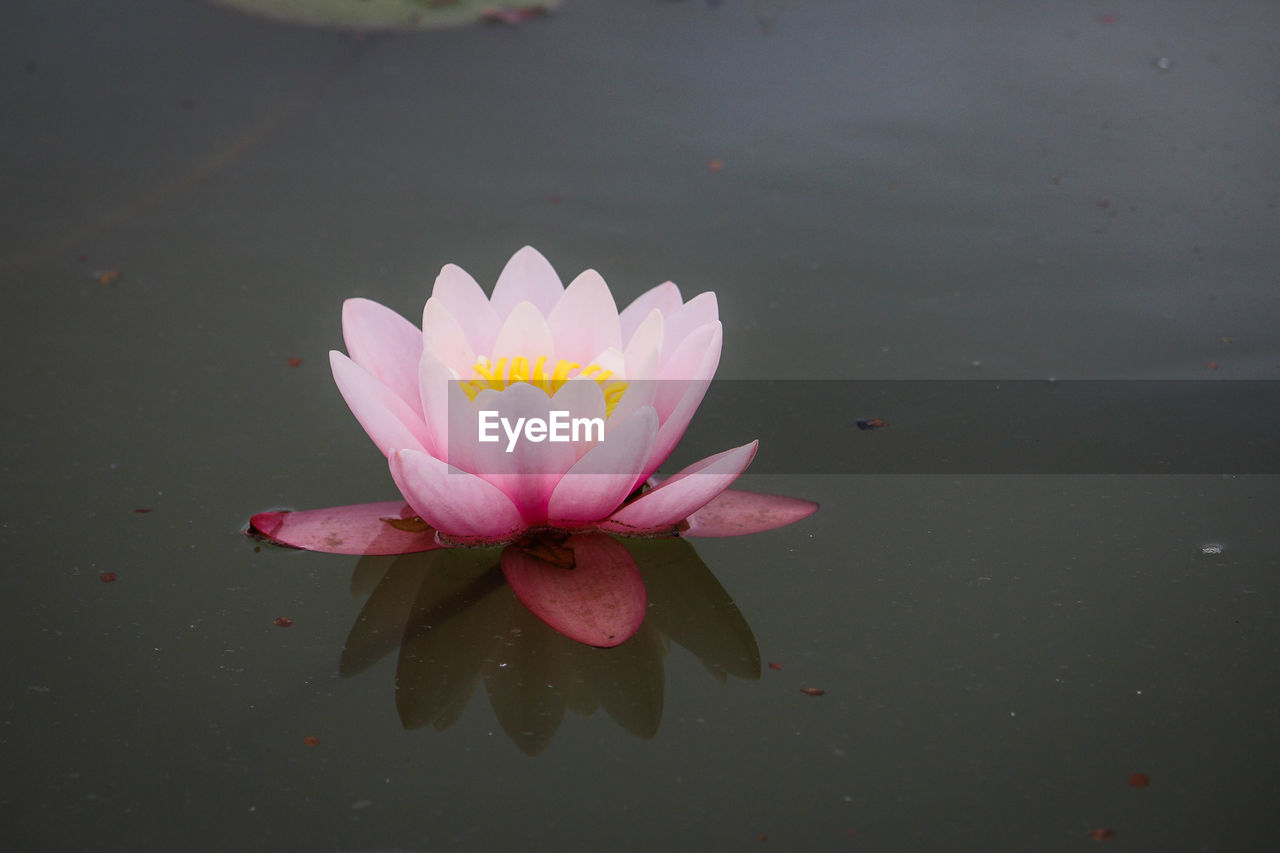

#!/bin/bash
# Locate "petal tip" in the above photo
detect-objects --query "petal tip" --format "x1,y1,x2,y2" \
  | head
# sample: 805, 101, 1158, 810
245, 511, 302, 549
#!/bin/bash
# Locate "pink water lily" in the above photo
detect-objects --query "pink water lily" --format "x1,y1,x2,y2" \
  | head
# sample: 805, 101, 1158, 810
249, 247, 817, 646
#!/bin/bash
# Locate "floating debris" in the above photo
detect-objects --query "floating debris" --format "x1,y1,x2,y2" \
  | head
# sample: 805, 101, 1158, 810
855, 418, 887, 430
211, 0, 560, 31
286, 357, 303, 368
1128, 772, 1150, 788
800, 687, 825, 697
273, 616, 294, 628
100, 572, 118, 583
302, 735, 319, 747
1089, 828, 1116, 841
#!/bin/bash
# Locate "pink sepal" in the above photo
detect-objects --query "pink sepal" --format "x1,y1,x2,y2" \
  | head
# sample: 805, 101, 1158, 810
682, 489, 819, 537
247, 501, 443, 555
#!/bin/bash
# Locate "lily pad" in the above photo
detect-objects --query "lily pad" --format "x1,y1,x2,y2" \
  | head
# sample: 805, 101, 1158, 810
210, 0, 560, 31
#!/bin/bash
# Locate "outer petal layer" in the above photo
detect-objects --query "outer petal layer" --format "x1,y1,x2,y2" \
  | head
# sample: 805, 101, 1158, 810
547, 406, 659, 523
389, 449, 526, 543
342, 298, 424, 413
247, 502, 442, 555
330, 351, 432, 457
603, 440, 758, 534
682, 489, 819, 537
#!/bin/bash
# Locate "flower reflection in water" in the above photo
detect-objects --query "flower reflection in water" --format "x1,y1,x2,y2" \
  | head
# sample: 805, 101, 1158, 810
340, 535, 758, 756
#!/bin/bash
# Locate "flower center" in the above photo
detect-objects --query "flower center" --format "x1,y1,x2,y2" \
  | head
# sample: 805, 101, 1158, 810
461, 356, 628, 415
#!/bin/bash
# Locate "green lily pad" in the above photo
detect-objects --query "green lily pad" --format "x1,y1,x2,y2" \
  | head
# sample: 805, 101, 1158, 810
210, 0, 560, 31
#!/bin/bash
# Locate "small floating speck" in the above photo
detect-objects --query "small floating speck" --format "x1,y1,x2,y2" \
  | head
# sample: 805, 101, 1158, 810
1200, 543, 1224, 555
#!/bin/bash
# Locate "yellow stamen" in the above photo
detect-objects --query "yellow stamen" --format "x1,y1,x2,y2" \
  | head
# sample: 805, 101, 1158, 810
461, 355, 629, 416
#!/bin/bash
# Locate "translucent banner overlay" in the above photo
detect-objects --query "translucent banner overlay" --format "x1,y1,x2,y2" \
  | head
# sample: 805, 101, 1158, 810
448, 381, 1280, 475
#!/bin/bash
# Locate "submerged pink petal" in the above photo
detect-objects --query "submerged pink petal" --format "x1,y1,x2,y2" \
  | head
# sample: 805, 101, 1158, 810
682, 489, 820, 537
342, 299, 424, 413
604, 440, 758, 534
330, 351, 432, 457
389, 448, 526, 543
490, 246, 564, 318
247, 502, 443, 555
500, 533, 647, 647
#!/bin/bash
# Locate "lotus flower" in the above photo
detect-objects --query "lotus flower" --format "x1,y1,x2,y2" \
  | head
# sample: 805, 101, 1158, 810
249, 247, 817, 646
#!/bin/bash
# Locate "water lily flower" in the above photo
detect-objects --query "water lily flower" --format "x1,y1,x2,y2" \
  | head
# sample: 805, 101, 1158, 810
249, 247, 817, 645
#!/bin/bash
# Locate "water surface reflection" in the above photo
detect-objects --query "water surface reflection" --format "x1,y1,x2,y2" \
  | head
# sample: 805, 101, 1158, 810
340, 537, 759, 755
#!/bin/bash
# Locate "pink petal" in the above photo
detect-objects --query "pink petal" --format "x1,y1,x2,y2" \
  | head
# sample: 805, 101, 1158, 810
422, 299, 479, 377
490, 246, 564, 318
389, 448, 526, 543
605, 350, 659, 428
546, 379, 608, 449
682, 488, 820, 537
330, 351, 432, 457
501, 533, 647, 647
659, 292, 718, 363
342, 299, 425, 413
416, 351, 453, 461
619, 281, 683, 340
490, 301, 555, 366
659, 318, 722, 381
430, 263, 501, 354
464, 382, 576, 522
546, 269, 622, 365
644, 322, 722, 478
622, 309, 664, 375
604, 440, 758, 534
547, 407, 658, 523
247, 501, 443, 555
